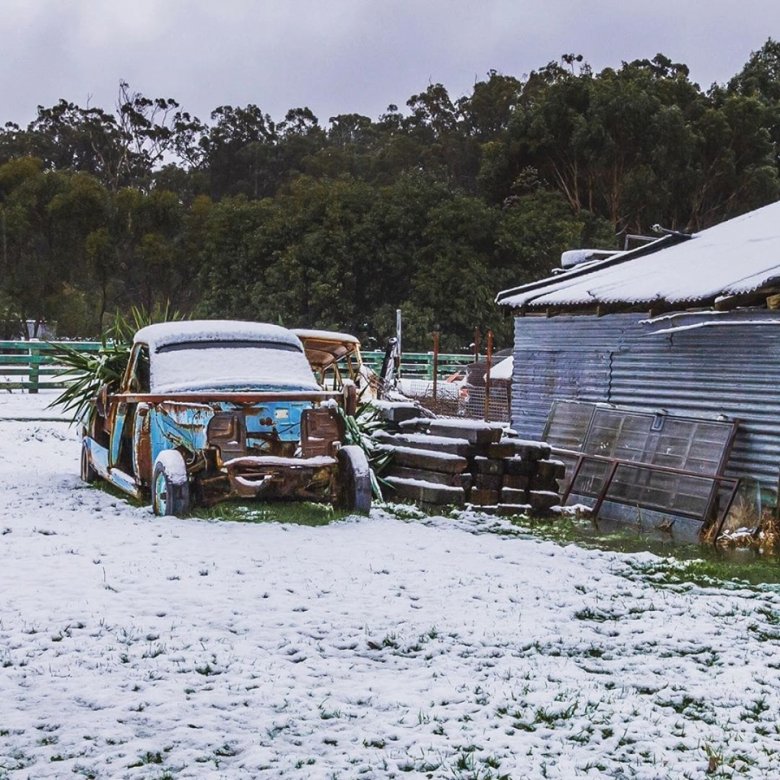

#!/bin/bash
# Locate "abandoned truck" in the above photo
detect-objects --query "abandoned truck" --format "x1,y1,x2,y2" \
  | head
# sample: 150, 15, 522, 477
79, 321, 372, 516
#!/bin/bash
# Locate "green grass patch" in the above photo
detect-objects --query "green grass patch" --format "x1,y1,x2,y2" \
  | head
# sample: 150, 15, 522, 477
191, 499, 346, 526
500, 513, 780, 588
90, 478, 345, 526
623, 556, 780, 590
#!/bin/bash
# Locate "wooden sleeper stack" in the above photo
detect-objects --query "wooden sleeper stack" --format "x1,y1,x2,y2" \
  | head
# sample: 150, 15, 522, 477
372, 414, 564, 514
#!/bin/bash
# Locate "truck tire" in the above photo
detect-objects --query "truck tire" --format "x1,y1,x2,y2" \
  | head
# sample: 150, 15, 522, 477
152, 450, 192, 517
337, 445, 372, 514
80, 440, 98, 484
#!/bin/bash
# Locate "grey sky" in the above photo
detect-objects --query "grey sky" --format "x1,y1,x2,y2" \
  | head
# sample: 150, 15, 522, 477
2, 0, 779, 128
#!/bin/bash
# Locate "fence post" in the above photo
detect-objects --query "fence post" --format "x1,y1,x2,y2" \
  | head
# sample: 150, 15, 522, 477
395, 309, 402, 379
432, 328, 440, 400
28, 342, 41, 394
484, 330, 493, 421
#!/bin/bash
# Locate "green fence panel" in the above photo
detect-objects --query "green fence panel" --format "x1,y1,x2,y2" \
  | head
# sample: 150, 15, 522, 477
0, 341, 476, 392
0, 340, 105, 392
362, 351, 473, 379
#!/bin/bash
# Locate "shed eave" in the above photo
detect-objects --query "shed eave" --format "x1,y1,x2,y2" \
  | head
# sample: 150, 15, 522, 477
508, 297, 716, 318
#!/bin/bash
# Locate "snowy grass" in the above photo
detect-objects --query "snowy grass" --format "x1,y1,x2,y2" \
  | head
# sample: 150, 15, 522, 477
1, 396, 780, 778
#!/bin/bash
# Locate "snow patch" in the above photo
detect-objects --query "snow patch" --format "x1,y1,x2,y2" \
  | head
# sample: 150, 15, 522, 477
154, 449, 188, 484
1, 405, 780, 778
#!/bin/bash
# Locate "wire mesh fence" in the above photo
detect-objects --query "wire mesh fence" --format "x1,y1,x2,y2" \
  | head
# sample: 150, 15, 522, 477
396, 379, 511, 423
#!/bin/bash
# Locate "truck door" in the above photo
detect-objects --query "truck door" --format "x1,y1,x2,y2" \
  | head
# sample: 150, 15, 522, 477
109, 343, 150, 472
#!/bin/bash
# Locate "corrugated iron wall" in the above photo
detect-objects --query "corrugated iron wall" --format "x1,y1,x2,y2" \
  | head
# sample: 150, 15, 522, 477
512, 314, 637, 438
512, 311, 780, 494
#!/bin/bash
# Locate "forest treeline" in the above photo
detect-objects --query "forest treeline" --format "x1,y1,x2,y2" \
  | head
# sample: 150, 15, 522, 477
1, 42, 779, 349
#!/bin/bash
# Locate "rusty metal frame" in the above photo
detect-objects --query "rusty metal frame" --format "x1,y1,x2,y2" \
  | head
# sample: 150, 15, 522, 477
112, 391, 342, 404
558, 448, 741, 527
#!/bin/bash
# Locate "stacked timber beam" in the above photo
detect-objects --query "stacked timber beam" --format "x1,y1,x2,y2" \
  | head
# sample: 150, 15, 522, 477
371, 402, 563, 514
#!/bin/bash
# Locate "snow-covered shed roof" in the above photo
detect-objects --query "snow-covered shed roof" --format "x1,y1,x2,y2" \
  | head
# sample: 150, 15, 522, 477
135, 320, 304, 352
496, 201, 780, 312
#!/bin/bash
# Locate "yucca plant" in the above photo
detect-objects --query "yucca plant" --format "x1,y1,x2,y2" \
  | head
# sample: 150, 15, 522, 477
48, 302, 185, 424
338, 401, 393, 500
47, 340, 130, 424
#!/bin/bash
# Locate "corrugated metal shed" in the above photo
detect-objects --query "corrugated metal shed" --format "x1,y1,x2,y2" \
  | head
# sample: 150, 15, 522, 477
511, 311, 780, 495
497, 200, 780, 311
511, 314, 631, 436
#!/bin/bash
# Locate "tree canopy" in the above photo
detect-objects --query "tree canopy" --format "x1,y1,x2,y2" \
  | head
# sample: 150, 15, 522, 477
1, 42, 779, 349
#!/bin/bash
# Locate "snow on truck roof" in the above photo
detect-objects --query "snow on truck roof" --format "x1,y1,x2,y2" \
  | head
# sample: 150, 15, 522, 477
134, 321, 321, 393
135, 320, 304, 351
496, 200, 780, 311
292, 328, 360, 344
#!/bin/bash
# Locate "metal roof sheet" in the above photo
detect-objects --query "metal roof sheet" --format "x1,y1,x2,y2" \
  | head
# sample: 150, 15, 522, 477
496, 201, 780, 310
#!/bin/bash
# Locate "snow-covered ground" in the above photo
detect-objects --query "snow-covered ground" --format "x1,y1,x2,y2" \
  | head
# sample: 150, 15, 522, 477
1, 393, 780, 779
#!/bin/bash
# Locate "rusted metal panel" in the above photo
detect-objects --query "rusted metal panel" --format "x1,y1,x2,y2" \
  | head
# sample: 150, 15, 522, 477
224, 455, 336, 500
132, 403, 153, 480
300, 408, 343, 457
207, 411, 247, 461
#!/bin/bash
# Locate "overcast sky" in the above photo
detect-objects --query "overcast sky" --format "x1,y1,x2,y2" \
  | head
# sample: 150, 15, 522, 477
2, 0, 779, 128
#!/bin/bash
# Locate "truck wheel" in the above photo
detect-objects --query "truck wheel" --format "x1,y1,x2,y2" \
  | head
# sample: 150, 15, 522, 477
152, 450, 191, 517
80, 440, 98, 484
337, 445, 372, 514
